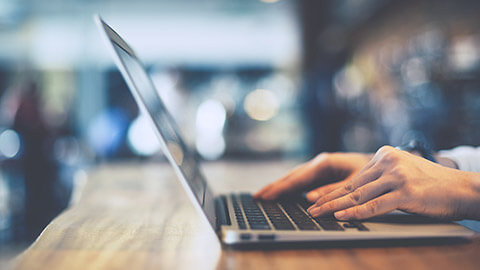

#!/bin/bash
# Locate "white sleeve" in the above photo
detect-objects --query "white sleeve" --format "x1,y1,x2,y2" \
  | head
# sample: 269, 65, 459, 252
438, 146, 480, 172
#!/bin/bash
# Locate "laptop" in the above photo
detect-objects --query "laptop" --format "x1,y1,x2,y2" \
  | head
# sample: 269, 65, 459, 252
94, 15, 474, 246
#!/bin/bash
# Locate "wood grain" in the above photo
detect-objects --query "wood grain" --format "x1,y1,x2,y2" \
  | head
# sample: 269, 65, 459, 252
10, 160, 480, 270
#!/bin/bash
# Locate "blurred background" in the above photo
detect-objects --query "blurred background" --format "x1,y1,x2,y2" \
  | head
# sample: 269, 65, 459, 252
1, 0, 480, 261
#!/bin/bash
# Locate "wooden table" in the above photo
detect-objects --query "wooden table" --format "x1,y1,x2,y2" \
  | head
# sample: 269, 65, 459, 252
11, 160, 480, 270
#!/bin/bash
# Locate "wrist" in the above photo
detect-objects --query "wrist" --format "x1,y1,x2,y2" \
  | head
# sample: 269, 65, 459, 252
396, 140, 436, 163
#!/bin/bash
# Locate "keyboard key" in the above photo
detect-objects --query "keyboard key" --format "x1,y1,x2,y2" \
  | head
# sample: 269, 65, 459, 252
343, 223, 357, 229
280, 201, 320, 231
260, 201, 295, 230
239, 194, 271, 230
314, 217, 345, 231
343, 221, 369, 231
250, 224, 271, 230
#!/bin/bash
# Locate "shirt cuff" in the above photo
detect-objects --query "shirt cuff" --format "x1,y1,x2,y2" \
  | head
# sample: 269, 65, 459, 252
438, 146, 480, 173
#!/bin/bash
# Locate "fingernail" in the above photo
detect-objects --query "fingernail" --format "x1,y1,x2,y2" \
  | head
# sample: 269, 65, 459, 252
334, 210, 347, 220
307, 205, 318, 214
306, 191, 318, 202
311, 211, 322, 218
307, 204, 316, 211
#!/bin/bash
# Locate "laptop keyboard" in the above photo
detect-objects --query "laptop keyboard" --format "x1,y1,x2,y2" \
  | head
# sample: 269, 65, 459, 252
232, 194, 368, 232
238, 194, 271, 230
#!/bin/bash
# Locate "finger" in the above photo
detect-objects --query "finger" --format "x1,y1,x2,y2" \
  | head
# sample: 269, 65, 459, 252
253, 163, 306, 199
334, 192, 400, 220
305, 169, 366, 202
254, 182, 277, 199
255, 159, 325, 200
253, 163, 302, 198
259, 169, 315, 200
305, 181, 344, 202
308, 177, 397, 217
309, 164, 383, 209
358, 155, 377, 172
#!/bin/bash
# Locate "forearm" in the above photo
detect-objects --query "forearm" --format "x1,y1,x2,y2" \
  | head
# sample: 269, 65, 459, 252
458, 171, 480, 220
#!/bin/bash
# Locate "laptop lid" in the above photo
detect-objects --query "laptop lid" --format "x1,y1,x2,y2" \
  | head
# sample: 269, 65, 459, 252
95, 15, 218, 230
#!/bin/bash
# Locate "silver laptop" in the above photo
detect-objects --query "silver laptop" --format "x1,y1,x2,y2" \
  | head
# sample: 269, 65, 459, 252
95, 15, 474, 246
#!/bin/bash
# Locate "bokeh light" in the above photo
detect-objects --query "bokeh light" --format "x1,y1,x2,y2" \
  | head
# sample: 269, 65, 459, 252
0, 129, 21, 159
127, 114, 161, 156
86, 108, 129, 157
195, 99, 226, 160
243, 89, 279, 121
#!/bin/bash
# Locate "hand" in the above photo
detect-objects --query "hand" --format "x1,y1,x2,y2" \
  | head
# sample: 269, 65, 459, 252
254, 152, 372, 202
307, 146, 480, 221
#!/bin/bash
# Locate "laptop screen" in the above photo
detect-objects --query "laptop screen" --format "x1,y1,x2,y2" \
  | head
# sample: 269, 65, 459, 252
112, 43, 207, 202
